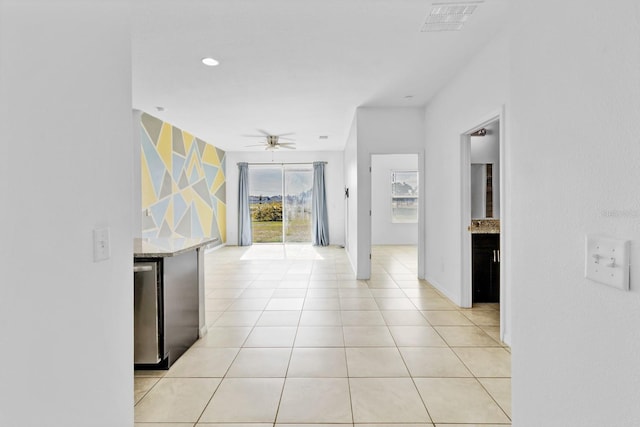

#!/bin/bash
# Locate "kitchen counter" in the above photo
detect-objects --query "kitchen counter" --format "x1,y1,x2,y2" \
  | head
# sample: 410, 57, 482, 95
468, 219, 500, 234
134, 237, 219, 258
134, 236, 217, 369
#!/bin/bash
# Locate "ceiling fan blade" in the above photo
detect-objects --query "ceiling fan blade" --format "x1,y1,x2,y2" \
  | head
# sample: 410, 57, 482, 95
279, 144, 296, 149
278, 142, 296, 146
275, 132, 296, 137
242, 134, 268, 138
277, 137, 296, 142
256, 129, 272, 137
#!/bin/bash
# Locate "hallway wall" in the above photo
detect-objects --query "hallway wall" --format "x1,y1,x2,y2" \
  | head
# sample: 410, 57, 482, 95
352, 107, 425, 279
510, 0, 640, 425
0, 2, 134, 425
423, 31, 509, 314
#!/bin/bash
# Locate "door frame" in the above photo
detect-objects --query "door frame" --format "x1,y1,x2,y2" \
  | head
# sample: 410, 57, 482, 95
248, 163, 313, 244
460, 106, 508, 343
368, 151, 425, 280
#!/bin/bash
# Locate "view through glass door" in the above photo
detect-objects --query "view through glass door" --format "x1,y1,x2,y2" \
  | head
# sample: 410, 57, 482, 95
249, 165, 313, 243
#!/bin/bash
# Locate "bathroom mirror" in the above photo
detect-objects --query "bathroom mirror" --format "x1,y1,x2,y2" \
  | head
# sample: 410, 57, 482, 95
471, 163, 498, 219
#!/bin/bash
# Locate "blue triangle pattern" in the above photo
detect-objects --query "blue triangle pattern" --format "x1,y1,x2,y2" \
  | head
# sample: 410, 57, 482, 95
150, 198, 170, 226
172, 154, 186, 183
173, 193, 187, 227
203, 164, 218, 187
211, 198, 218, 217
189, 168, 199, 184
141, 127, 165, 196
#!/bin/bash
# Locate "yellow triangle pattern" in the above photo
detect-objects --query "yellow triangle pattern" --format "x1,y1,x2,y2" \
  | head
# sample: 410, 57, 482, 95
186, 154, 204, 180
193, 198, 213, 236
211, 169, 225, 192
140, 114, 225, 240
202, 144, 220, 166
165, 199, 174, 228
141, 151, 157, 208
181, 186, 198, 205
217, 200, 227, 242
183, 130, 194, 154
157, 123, 173, 170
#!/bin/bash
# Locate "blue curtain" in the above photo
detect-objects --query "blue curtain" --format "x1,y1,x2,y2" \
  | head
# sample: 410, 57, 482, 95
312, 161, 330, 246
237, 162, 252, 246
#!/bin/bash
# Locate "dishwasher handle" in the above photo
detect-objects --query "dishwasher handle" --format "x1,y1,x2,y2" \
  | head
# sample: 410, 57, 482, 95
133, 265, 153, 273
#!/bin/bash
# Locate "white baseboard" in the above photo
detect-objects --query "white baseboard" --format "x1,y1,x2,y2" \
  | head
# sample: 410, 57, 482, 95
423, 275, 462, 307
502, 332, 512, 347
199, 325, 208, 339
204, 242, 226, 254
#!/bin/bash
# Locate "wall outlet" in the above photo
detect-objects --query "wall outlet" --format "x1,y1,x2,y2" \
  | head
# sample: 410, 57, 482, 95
93, 227, 111, 262
585, 234, 630, 291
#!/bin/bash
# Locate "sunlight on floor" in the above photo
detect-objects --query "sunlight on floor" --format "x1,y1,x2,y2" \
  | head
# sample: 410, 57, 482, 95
236, 244, 328, 261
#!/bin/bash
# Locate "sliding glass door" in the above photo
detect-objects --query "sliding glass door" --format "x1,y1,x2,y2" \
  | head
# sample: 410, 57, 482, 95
284, 167, 313, 242
249, 165, 313, 243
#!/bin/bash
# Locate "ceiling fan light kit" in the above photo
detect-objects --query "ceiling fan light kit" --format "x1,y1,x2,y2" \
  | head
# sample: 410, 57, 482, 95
244, 130, 297, 150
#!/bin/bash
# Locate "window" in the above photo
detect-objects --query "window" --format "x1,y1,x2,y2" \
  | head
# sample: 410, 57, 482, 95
391, 170, 418, 223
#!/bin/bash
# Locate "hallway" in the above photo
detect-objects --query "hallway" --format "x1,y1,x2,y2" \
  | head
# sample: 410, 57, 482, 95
134, 245, 511, 426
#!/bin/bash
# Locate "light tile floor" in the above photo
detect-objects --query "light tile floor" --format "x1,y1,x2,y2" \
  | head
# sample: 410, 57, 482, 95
135, 244, 511, 427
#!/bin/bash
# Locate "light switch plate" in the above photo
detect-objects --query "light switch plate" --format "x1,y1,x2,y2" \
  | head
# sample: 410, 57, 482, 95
585, 234, 630, 291
93, 227, 111, 262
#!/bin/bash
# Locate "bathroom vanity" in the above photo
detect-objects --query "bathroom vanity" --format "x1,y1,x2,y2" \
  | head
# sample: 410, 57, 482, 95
469, 219, 500, 303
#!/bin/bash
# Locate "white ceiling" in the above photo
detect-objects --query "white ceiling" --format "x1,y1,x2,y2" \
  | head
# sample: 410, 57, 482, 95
132, 0, 508, 152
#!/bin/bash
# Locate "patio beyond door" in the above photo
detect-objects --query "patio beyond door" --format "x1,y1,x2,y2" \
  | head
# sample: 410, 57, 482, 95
249, 165, 313, 243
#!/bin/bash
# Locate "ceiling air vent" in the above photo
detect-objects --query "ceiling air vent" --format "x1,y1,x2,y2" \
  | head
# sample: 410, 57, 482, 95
420, 1, 482, 32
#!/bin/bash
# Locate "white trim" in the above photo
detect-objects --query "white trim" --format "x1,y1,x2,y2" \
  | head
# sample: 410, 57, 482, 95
424, 276, 460, 306
199, 325, 208, 339
369, 152, 425, 280
459, 106, 507, 340
417, 150, 426, 279
204, 242, 226, 254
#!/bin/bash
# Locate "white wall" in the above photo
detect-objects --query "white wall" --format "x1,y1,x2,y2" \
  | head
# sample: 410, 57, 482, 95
371, 154, 418, 245
423, 32, 509, 327
226, 150, 344, 246
0, 2, 133, 426
511, 1, 640, 425
355, 107, 425, 279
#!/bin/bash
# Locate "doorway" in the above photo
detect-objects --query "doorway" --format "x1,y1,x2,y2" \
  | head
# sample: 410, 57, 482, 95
460, 109, 508, 343
370, 154, 420, 278
248, 164, 313, 243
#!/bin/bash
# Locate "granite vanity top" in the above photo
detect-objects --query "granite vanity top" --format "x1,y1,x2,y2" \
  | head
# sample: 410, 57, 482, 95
134, 237, 219, 257
468, 219, 500, 234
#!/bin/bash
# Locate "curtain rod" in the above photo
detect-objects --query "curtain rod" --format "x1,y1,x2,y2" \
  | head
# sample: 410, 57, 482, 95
238, 162, 327, 166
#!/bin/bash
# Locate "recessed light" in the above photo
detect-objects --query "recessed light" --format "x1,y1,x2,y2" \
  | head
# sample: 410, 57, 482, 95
155, 106, 165, 112
319, 135, 329, 140
404, 95, 414, 99
201, 57, 220, 67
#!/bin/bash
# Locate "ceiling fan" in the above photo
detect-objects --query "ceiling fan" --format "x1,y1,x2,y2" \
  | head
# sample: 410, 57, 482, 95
244, 129, 296, 150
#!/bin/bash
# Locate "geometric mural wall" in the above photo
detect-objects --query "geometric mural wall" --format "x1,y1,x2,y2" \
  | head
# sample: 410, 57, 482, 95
140, 113, 226, 242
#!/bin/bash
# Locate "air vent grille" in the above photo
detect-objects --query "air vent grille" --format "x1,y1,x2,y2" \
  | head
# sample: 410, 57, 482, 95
420, 2, 482, 32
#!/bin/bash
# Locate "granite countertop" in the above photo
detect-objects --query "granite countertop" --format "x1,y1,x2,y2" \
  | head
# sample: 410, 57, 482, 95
468, 219, 500, 234
134, 237, 219, 257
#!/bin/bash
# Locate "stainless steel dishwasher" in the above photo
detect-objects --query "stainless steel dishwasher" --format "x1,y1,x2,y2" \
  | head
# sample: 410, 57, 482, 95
133, 262, 161, 364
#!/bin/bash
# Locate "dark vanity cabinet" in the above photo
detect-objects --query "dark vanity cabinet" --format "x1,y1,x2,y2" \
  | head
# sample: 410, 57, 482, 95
472, 234, 500, 303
